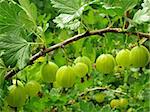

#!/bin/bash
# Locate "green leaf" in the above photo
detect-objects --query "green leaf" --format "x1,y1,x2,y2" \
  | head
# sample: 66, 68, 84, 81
51, 0, 83, 14
118, 0, 138, 11
17, 62, 42, 81
53, 12, 81, 30
18, 10, 36, 32
100, 0, 138, 16
82, 42, 96, 63
73, 39, 84, 57
83, 10, 97, 25
0, 59, 5, 70
133, 0, 150, 24
148, 24, 150, 32
19, 0, 37, 21
53, 50, 67, 66
0, 59, 6, 87
51, 0, 87, 29
100, 105, 112, 112
0, 1, 23, 34
18, 0, 37, 31
80, 101, 97, 112
0, 35, 30, 69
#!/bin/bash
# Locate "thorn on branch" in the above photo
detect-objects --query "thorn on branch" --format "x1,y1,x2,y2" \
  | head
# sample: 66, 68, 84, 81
83, 30, 90, 36
61, 44, 65, 48
99, 33, 105, 37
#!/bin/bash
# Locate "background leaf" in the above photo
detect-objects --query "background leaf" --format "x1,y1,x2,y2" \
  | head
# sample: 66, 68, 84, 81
51, 0, 83, 14
100, 105, 112, 112
0, 1, 22, 34
100, 0, 138, 16
133, 0, 150, 24
51, 0, 87, 29
18, 0, 37, 31
80, 101, 97, 112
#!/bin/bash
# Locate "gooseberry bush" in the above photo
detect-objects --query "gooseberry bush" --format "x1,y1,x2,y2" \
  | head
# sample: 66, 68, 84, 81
0, 0, 150, 112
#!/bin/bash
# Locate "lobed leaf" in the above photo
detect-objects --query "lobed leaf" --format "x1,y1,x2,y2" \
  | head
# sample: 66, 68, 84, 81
0, 1, 23, 34
0, 35, 30, 69
51, 0, 87, 30
18, 0, 37, 31
133, 0, 150, 24
100, 0, 138, 16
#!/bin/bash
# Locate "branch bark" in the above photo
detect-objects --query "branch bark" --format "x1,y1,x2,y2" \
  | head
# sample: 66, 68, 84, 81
4, 28, 150, 79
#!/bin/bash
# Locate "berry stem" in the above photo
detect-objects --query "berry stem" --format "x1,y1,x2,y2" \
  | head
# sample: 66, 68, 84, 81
124, 34, 128, 49
14, 107, 17, 112
15, 75, 18, 87
124, 70, 129, 83
81, 77, 84, 83
139, 67, 143, 74
48, 83, 53, 92
46, 54, 49, 64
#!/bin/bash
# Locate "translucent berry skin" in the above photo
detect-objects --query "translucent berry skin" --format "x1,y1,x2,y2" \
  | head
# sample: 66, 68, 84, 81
116, 49, 131, 67
41, 62, 59, 83
130, 45, 149, 68
56, 66, 76, 88
74, 56, 92, 72
73, 62, 88, 77
25, 81, 41, 97
110, 99, 120, 108
6, 85, 26, 107
94, 93, 105, 103
119, 98, 128, 108
96, 54, 116, 74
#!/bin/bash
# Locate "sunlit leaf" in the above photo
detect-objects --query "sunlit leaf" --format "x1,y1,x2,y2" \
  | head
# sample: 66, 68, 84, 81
51, 0, 87, 30
0, 34, 30, 69
133, 0, 150, 24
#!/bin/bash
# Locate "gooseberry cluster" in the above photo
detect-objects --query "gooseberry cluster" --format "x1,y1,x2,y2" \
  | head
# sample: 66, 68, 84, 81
110, 98, 128, 108
96, 45, 149, 74
6, 80, 41, 107
6, 45, 149, 108
41, 56, 91, 88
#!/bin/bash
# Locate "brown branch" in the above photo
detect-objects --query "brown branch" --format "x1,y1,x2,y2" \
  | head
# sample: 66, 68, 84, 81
4, 28, 150, 79
30, 28, 150, 63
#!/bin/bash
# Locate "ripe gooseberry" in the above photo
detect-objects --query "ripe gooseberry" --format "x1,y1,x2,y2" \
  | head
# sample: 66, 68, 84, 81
73, 62, 88, 77
130, 45, 149, 68
41, 62, 59, 83
56, 66, 76, 88
25, 81, 41, 97
116, 49, 131, 67
74, 56, 92, 72
6, 85, 26, 107
110, 99, 120, 108
94, 93, 105, 103
96, 54, 116, 74
119, 98, 128, 108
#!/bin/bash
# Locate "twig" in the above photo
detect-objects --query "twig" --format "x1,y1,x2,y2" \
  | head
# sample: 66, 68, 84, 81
78, 86, 127, 97
78, 86, 109, 96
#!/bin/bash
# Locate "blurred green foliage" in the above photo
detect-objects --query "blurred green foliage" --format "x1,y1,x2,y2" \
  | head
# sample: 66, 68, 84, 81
0, 0, 149, 111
